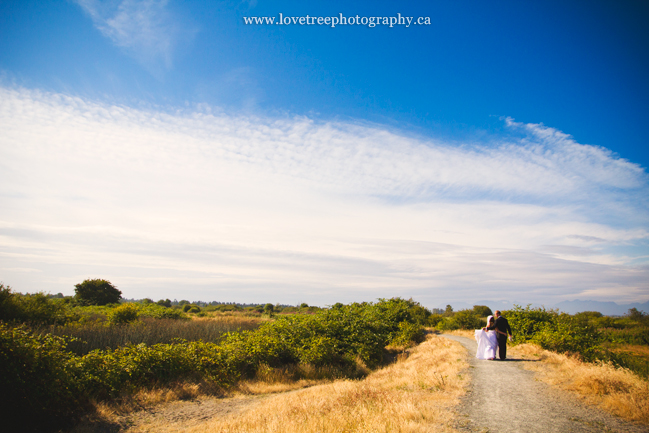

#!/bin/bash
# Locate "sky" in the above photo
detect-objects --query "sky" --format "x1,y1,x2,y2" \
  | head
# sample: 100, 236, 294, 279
0, 0, 648, 309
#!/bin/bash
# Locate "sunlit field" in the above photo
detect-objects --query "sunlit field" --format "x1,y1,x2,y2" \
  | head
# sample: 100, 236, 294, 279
41, 316, 264, 355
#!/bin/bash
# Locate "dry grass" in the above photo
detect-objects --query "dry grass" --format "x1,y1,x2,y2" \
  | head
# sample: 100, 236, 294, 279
511, 343, 649, 425
441, 329, 475, 339
82, 363, 336, 422
177, 334, 468, 433
89, 381, 225, 420
44, 316, 264, 355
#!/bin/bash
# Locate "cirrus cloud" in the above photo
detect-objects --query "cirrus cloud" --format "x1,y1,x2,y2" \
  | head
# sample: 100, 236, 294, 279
0, 86, 647, 306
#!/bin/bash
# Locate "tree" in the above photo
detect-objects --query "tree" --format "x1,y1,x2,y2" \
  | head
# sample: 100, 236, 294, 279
472, 305, 493, 317
627, 308, 646, 320
157, 299, 172, 308
444, 304, 454, 316
74, 279, 121, 306
264, 303, 274, 314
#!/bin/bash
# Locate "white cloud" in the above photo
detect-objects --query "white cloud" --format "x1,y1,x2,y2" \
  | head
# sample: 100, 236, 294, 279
74, 0, 192, 71
0, 86, 648, 306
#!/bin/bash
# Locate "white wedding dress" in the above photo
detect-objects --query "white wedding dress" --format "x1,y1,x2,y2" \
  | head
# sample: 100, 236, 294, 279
474, 316, 498, 360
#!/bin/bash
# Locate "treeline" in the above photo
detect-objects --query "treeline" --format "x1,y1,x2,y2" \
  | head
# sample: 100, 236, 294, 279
0, 283, 430, 432
46, 294, 322, 316
121, 298, 315, 313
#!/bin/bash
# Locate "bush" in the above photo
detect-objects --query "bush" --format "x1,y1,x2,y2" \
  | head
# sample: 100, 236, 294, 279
0, 323, 84, 432
505, 305, 606, 362
2, 298, 428, 431
108, 303, 140, 324
600, 326, 649, 346
531, 313, 601, 361
74, 279, 121, 306
0, 284, 73, 325
503, 305, 555, 342
389, 321, 425, 347
427, 314, 444, 327
182, 304, 201, 313
437, 309, 483, 330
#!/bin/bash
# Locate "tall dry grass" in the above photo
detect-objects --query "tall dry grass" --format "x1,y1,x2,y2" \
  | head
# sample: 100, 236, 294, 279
171, 334, 468, 433
41, 316, 263, 355
512, 343, 649, 425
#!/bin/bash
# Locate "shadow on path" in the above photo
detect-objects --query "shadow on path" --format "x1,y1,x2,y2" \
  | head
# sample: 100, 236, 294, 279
440, 334, 648, 433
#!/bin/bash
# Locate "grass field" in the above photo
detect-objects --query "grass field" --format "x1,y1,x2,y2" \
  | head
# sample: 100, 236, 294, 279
40, 315, 264, 355
94, 333, 468, 433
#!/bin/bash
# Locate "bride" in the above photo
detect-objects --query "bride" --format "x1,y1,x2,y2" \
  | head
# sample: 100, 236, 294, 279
474, 315, 498, 360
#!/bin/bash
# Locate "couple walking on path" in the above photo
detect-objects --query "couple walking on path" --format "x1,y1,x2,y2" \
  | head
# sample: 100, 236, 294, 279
474, 310, 512, 360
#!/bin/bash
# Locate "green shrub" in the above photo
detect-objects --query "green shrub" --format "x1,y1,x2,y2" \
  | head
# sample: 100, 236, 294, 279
437, 309, 483, 330
427, 314, 444, 327
0, 284, 74, 325
600, 326, 649, 346
0, 323, 84, 432
503, 305, 555, 342
188, 305, 201, 314
531, 313, 601, 361
108, 303, 140, 324
142, 304, 185, 320
389, 321, 425, 346
505, 305, 608, 363
2, 298, 428, 431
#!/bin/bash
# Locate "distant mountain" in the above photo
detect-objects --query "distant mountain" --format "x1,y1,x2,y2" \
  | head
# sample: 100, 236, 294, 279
433, 299, 649, 316
552, 299, 649, 316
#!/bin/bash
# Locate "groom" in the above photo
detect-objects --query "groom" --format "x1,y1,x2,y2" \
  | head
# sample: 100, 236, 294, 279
488, 310, 513, 360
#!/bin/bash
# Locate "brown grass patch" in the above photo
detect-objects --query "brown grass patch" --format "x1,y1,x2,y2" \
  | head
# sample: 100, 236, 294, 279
83, 381, 227, 422
441, 329, 476, 339
610, 344, 649, 356
511, 343, 649, 425
179, 334, 468, 433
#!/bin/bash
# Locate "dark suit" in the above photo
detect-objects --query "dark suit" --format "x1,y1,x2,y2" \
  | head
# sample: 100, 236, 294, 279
488, 316, 512, 360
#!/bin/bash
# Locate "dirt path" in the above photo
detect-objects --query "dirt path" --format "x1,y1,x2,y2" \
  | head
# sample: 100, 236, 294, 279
441, 334, 649, 433
76, 394, 271, 433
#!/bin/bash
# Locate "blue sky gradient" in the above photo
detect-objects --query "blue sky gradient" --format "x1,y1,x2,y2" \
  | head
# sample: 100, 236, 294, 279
0, 0, 647, 307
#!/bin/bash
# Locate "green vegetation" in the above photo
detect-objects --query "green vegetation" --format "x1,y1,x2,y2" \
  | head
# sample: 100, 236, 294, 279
503, 305, 649, 378
74, 278, 122, 306
426, 302, 648, 379
428, 305, 489, 330
0, 284, 430, 432
0, 284, 75, 325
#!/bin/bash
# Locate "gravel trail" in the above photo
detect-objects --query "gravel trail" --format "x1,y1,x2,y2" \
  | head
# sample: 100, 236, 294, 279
441, 334, 648, 433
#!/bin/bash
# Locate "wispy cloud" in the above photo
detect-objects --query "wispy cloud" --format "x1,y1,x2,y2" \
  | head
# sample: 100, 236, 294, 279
0, 86, 647, 305
74, 0, 192, 71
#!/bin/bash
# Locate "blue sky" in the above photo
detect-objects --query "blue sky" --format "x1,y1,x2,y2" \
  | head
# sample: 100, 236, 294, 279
0, 1, 648, 308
